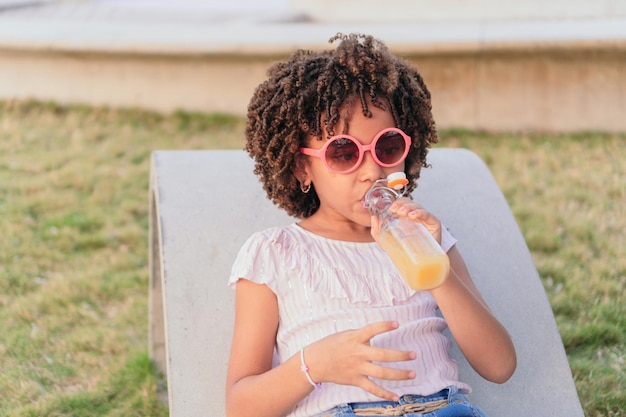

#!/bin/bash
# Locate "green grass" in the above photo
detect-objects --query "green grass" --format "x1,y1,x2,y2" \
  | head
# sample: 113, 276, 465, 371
0, 101, 245, 416
1, 100, 624, 416
441, 131, 625, 416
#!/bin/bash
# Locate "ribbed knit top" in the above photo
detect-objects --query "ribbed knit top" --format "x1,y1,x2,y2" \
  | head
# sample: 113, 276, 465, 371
229, 223, 470, 417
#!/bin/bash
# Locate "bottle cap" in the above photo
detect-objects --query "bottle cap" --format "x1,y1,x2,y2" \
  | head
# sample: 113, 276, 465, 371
386, 172, 409, 190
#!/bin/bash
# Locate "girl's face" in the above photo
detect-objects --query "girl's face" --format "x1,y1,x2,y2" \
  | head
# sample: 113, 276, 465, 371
300, 98, 405, 241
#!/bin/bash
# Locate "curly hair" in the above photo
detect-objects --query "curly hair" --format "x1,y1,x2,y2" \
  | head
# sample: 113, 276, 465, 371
245, 33, 439, 218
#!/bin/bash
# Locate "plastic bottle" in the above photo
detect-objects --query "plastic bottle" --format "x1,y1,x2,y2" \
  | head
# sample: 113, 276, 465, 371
364, 172, 450, 291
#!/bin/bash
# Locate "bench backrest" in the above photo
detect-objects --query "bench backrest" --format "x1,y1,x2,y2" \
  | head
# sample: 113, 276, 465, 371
149, 149, 584, 417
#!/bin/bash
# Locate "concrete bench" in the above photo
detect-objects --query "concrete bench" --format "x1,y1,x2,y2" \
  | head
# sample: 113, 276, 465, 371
148, 149, 584, 417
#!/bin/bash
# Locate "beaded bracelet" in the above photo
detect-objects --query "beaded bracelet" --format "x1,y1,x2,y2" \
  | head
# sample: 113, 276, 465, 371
300, 347, 321, 389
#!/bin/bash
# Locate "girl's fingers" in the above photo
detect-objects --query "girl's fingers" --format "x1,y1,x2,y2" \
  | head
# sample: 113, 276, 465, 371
386, 199, 442, 243
370, 215, 381, 241
313, 323, 416, 394
390, 199, 427, 218
364, 345, 416, 363
358, 320, 399, 342
360, 379, 401, 402
361, 362, 416, 381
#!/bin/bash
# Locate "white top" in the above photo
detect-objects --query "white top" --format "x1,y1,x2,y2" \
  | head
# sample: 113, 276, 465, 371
229, 223, 470, 417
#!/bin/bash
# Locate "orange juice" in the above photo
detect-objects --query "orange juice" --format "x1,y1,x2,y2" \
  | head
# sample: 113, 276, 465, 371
364, 173, 450, 291
378, 218, 450, 291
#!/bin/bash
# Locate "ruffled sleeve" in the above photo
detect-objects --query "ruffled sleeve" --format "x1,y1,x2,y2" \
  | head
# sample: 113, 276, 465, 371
228, 225, 415, 305
441, 225, 457, 253
228, 230, 283, 294
229, 224, 458, 305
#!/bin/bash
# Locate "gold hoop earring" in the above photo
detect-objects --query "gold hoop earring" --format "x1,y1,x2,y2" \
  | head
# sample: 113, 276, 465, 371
300, 182, 311, 194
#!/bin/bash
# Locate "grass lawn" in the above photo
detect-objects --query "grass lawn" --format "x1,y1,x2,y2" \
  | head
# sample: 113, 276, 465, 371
0, 100, 624, 416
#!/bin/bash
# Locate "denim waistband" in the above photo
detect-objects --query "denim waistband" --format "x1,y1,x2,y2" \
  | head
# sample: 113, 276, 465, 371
315, 386, 473, 417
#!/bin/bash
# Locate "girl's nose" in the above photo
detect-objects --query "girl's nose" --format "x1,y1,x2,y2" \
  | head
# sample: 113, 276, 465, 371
359, 150, 384, 180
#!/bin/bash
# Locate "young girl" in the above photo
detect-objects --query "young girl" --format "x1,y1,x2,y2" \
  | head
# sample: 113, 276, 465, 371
226, 33, 516, 417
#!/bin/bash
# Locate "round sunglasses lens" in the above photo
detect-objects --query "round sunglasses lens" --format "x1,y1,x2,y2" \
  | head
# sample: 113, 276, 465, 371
375, 131, 407, 165
325, 138, 360, 172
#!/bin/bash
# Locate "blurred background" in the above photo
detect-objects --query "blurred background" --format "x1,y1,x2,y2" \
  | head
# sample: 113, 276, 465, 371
0, 0, 625, 132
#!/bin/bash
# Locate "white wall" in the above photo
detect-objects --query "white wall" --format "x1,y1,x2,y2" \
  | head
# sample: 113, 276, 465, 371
291, 0, 626, 22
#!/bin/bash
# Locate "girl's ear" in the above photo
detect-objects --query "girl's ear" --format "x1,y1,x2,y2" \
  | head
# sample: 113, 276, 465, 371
293, 154, 311, 184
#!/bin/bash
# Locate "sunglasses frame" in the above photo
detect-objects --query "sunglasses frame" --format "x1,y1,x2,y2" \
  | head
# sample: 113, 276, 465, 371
300, 127, 411, 174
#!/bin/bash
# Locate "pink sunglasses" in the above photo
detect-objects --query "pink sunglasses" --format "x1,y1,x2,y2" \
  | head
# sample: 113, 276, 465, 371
300, 128, 411, 174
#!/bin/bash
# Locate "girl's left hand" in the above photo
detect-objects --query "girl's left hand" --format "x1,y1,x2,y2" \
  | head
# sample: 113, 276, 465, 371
370, 197, 443, 243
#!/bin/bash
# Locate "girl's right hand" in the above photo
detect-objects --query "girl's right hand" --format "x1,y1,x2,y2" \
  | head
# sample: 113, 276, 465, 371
303, 321, 416, 401
370, 198, 443, 244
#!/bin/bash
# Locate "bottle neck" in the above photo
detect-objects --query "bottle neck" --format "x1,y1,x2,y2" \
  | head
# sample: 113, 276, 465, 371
364, 186, 399, 217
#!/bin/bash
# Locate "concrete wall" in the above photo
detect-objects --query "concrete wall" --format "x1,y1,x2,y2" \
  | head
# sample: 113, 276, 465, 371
0, 49, 274, 115
2, 44, 624, 132
291, 0, 626, 22
412, 48, 626, 132
0, 1, 625, 132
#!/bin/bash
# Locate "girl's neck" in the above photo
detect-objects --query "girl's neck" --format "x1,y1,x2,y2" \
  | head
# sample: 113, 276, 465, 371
297, 215, 374, 243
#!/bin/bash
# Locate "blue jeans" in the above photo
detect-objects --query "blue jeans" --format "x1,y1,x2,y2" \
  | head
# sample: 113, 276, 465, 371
314, 386, 489, 417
